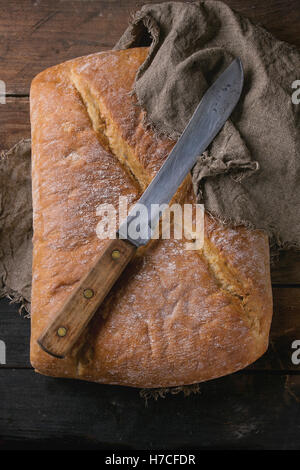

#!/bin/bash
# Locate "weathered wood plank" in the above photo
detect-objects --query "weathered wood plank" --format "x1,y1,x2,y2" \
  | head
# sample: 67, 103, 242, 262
250, 287, 300, 370
271, 250, 300, 285
0, 369, 300, 449
0, 97, 30, 151
0, 0, 299, 450
0, 298, 30, 368
0, 0, 134, 95
226, 0, 300, 47
0, 0, 299, 95
1, 287, 300, 370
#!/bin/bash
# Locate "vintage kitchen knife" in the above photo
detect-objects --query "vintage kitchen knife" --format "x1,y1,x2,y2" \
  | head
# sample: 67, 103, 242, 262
38, 58, 244, 359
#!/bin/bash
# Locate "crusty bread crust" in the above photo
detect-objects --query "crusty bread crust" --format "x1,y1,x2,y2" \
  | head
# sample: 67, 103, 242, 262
30, 48, 273, 388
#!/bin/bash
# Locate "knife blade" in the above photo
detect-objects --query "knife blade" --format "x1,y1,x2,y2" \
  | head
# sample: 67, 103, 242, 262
37, 58, 244, 359
119, 58, 244, 246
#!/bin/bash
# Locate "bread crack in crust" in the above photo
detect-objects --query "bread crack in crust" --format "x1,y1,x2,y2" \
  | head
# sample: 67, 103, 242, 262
30, 48, 273, 388
200, 238, 253, 327
70, 69, 148, 192
70, 59, 189, 205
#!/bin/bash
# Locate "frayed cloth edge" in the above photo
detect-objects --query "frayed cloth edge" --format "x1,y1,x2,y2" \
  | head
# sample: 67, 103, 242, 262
0, 288, 30, 317
139, 383, 201, 405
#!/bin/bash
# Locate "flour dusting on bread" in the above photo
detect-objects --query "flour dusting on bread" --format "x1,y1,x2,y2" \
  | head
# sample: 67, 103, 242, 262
30, 48, 273, 388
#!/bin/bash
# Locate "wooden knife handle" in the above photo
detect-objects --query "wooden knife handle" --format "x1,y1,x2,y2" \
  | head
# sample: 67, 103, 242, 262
37, 238, 136, 359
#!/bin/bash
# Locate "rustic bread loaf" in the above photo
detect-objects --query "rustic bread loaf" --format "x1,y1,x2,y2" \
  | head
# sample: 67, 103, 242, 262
30, 48, 273, 388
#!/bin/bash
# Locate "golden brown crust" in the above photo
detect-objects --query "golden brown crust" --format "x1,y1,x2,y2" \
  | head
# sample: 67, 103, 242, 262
30, 48, 273, 388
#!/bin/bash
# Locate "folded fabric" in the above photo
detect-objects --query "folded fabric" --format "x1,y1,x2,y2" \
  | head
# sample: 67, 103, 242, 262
115, 0, 300, 250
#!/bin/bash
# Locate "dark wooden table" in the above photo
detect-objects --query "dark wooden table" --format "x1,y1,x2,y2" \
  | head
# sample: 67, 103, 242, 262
1, 0, 300, 450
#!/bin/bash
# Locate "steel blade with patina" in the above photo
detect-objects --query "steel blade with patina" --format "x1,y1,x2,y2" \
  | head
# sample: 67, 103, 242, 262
118, 58, 244, 246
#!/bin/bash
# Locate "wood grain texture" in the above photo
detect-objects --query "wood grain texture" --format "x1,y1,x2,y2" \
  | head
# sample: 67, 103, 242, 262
0, 0, 299, 448
38, 238, 136, 359
0, 97, 30, 151
271, 251, 300, 285
250, 287, 300, 370
0, 0, 299, 95
1, 369, 300, 449
0, 299, 30, 368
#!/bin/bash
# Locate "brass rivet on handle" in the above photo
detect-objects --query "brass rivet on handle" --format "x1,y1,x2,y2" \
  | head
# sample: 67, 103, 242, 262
111, 250, 120, 260
57, 327, 67, 337
83, 288, 94, 299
